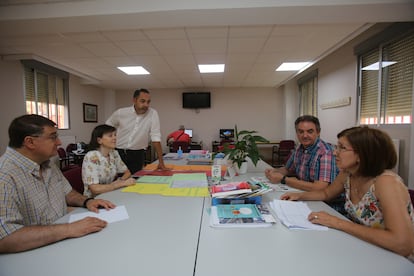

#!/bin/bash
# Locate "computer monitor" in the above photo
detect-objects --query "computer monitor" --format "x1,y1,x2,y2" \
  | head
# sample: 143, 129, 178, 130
219, 129, 234, 140
185, 129, 193, 138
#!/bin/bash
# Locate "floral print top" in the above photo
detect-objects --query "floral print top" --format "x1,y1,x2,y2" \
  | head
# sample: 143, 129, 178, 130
344, 170, 414, 262
81, 150, 128, 197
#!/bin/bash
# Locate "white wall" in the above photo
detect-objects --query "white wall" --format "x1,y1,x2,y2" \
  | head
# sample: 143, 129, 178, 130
58, 75, 107, 144
111, 87, 286, 153
0, 60, 26, 153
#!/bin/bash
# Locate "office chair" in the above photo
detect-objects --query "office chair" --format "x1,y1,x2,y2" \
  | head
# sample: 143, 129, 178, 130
272, 140, 295, 167
57, 147, 77, 171
62, 165, 84, 195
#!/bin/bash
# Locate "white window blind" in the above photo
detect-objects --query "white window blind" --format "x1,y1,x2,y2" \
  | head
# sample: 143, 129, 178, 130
298, 70, 318, 116
23, 60, 69, 129
358, 25, 413, 125
381, 34, 413, 123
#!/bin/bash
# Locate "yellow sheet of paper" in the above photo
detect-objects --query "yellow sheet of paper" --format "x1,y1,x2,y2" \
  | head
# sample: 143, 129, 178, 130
162, 187, 210, 197
122, 183, 170, 194
122, 183, 209, 197
142, 164, 226, 172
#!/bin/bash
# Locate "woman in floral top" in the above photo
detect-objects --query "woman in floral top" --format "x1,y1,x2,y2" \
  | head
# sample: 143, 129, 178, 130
82, 124, 136, 197
281, 126, 414, 262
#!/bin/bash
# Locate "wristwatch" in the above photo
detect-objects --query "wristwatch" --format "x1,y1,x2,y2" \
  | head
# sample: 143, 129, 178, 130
280, 175, 287, 184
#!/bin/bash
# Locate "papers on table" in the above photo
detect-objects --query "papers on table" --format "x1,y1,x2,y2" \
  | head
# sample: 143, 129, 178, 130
249, 176, 299, 192
137, 175, 171, 184
123, 172, 210, 197
269, 200, 328, 231
69, 205, 129, 224
163, 153, 183, 160
170, 173, 208, 188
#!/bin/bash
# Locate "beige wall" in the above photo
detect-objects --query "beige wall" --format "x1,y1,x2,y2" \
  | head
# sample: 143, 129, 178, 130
0, 60, 26, 154
58, 75, 108, 143
112, 87, 286, 153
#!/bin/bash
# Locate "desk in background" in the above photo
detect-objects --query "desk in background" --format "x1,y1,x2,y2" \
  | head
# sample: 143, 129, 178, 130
1, 158, 413, 276
189, 142, 202, 150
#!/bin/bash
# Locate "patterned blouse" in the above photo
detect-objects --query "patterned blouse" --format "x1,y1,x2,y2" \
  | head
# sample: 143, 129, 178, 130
82, 150, 128, 197
344, 170, 414, 262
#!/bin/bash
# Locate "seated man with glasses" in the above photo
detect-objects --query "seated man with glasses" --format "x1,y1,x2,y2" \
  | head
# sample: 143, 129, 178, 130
0, 114, 115, 253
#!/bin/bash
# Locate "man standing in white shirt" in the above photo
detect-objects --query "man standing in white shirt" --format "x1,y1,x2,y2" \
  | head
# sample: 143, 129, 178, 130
106, 88, 168, 174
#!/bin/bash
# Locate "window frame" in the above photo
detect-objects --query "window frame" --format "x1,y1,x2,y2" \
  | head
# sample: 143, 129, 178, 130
298, 70, 318, 117
355, 23, 414, 126
22, 60, 70, 129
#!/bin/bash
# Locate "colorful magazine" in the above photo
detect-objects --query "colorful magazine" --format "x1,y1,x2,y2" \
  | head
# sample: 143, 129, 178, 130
210, 204, 276, 228
211, 182, 252, 197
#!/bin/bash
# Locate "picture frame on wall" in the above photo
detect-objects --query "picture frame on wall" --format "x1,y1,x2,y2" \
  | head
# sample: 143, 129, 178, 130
83, 103, 98, 123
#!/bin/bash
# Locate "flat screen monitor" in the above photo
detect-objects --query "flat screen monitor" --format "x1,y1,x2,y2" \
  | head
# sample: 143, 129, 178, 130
219, 129, 234, 140
182, 92, 211, 109
184, 129, 193, 138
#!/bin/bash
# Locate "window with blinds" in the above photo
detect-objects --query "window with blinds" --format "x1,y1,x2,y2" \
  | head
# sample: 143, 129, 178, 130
358, 27, 413, 125
298, 70, 318, 117
23, 60, 69, 129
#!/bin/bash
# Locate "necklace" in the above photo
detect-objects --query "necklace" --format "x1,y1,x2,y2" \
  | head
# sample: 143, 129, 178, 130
350, 175, 374, 199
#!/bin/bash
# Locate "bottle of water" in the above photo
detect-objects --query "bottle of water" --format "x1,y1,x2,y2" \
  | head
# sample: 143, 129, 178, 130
177, 146, 183, 158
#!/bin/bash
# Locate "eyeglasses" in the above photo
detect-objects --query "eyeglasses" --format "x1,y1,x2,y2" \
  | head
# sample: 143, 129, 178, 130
31, 133, 60, 141
333, 144, 353, 153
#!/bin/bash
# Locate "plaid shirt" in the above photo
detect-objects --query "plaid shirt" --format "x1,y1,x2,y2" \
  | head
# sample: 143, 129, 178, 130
0, 147, 72, 239
285, 137, 338, 183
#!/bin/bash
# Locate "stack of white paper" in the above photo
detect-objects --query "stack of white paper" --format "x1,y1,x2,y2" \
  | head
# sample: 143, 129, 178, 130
69, 205, 129, 224
269, 200, 328, 231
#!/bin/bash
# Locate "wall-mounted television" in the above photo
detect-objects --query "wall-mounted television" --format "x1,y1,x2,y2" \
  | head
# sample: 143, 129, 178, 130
219, 129, 235, 140
182, 92, 211, 109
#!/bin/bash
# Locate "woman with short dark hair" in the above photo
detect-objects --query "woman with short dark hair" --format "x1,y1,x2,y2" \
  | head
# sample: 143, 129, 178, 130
82, 124, 135, 197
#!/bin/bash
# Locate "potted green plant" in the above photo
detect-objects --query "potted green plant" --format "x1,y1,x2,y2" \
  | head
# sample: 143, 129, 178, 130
222, 125, 269, 173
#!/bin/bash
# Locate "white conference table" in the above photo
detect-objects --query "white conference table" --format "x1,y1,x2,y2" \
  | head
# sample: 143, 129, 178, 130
0, 192, 205, 276
1, 157, 413, 276
195, 172, 414, 276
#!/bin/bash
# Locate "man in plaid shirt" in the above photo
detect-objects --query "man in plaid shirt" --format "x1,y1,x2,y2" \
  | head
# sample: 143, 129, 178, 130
265, 115, 338, 191
0, 115, 115, 253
